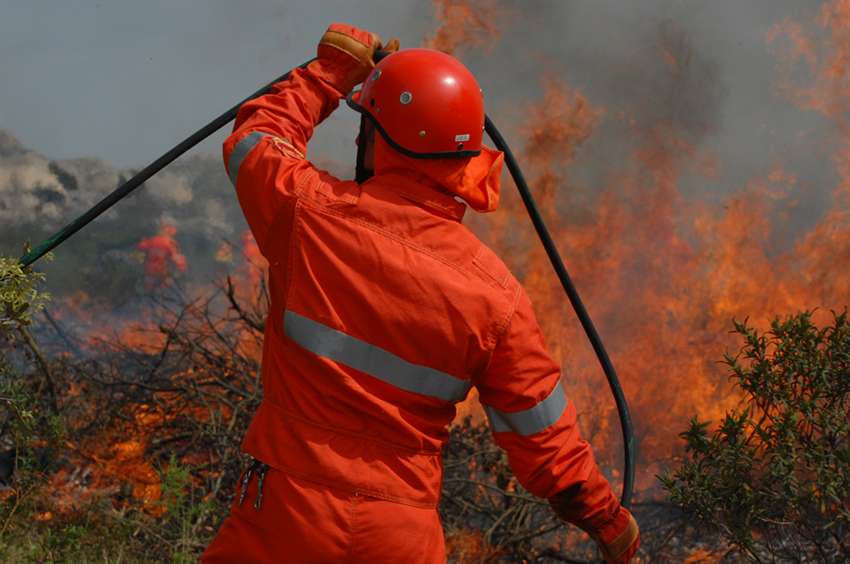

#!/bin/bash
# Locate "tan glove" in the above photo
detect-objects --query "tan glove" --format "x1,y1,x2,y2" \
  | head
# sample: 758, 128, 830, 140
317, 23, 400, 91
592, 513, 639, 563
549, 493, 640, 563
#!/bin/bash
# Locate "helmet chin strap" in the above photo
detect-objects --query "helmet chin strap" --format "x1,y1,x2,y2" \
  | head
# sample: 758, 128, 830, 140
355, 115, 374, 184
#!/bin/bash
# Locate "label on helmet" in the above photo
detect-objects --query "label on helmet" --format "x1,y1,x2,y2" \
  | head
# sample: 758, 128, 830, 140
455, 134, 470, 142
272, 137, 304, 160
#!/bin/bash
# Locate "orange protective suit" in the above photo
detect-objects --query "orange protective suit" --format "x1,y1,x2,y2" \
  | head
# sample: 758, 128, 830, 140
202, 46, 631, 563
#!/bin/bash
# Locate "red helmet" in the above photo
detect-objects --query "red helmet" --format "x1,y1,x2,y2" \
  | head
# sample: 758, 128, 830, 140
346, 48, 484, 159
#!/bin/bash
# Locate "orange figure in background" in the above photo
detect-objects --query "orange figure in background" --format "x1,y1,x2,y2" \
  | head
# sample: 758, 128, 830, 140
202, 23, 639, 564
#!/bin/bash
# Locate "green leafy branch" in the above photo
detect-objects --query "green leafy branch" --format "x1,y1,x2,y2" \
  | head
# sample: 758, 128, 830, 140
661, 310, 850, 563
1, 248, 52, 340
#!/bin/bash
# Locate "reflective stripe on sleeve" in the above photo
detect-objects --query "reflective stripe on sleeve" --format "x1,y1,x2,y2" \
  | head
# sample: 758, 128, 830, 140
228, 131, 273, 186
283, 310, 471, 402
483, 381, 568, 436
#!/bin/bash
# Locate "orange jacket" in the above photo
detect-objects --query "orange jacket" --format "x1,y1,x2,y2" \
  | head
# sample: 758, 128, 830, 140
223, 57, 623, 536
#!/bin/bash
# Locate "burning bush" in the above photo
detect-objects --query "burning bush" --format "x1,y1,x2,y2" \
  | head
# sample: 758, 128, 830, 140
0, 249, 265, 562
2, 256, 781, 563
662, 311, 850, 563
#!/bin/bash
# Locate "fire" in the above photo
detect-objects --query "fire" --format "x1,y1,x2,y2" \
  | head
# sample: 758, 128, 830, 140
683, 550, 724, 564
423, 0, 507, 58
215, 241, 234, 263
445, 529, 491, 562
236, 230, 268, 290
767, 1, 850, 303
136, 222, 187, 289
767, 2, 850, 119
216, 231, 269, 286
31, 229, 264, 516
460, 0, 850, 495
17, 1, 850, 559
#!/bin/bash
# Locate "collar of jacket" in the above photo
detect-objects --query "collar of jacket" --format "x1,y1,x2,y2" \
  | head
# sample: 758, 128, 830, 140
367, 171, 468, 222
372, 135, 503, 216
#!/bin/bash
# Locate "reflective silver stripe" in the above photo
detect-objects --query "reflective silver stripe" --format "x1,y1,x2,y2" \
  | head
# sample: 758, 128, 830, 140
483, 381, 568, 436
228, 131, 273, 186
284, 310, 471, 402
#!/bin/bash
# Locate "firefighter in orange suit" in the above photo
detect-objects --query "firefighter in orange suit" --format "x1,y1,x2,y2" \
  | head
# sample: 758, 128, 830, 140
202, 24, 639, 564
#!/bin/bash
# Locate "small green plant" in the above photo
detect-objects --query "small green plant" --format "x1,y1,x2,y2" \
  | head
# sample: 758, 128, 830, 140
662, 310, 850, 563
154, 454, 214, 564
1, 251, 51, 339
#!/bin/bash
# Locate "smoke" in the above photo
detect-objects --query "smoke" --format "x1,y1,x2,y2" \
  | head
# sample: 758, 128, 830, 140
433, 0, 850, 487
0, 130, 117, 229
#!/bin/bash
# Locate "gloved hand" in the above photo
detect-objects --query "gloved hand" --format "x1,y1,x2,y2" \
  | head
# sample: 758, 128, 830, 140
590, 510, 639, 564
549, 494, 639, 563
317, 24, 400, 92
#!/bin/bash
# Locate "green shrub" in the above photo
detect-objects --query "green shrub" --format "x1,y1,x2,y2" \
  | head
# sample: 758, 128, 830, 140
0, 251, 50, 339
662, 310, 850, 563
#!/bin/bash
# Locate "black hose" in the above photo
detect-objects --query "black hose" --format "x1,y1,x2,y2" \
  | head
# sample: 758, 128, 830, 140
16, 51, 635, 510
484, 116, 635, 510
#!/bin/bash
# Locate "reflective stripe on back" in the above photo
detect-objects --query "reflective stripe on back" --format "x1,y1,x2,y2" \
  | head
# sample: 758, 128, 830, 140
228, 131, 273, 186
483, 381, 567, 436
283, 310, 472, 402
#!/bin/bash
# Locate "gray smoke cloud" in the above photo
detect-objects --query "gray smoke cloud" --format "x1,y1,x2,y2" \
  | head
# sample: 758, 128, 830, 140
0, 0, 841, 300
0, 129, 120, 230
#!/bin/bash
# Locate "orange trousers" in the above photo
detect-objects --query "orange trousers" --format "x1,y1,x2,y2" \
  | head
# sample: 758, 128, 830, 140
202, 465, 446, 563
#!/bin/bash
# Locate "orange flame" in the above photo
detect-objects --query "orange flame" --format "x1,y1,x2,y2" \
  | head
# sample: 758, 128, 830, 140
445, 529, 494, 562
136, 222, 187, 289
767, 0, 850, 293
422, 0, 507, 58
215, 240, 234, 263
461, 1, 850, 493
215, 230, 268, 289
